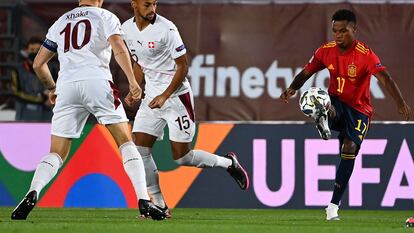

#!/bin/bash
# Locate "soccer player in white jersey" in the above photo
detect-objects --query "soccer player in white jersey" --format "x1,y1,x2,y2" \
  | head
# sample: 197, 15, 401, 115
122, 0, 250, 217
11, 0, 166, 221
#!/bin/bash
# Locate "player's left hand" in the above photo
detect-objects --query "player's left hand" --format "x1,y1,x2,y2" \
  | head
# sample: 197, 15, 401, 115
149, 94, 168, 109
129, 82, 142, 100
398, 102, 413, 120
124, 92, 137, 107
48, 89, 57, 105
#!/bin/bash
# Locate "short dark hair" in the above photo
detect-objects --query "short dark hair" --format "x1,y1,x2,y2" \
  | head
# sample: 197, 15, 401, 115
25, 37, 43, 48
331, 9, 357, 25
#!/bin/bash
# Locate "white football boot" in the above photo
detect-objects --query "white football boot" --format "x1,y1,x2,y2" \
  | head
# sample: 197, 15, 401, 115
325, 203, 340, 220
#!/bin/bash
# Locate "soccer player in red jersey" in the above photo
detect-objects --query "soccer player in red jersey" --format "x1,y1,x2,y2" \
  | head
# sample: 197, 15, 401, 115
280, 9, 412, 220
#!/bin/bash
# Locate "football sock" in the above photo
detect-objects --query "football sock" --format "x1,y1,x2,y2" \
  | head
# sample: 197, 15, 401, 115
29, 153, 63, 198
174, 150, 232, 169
136, 146, 165, 208
120, 141, 150, 201
331, 157, 355, 205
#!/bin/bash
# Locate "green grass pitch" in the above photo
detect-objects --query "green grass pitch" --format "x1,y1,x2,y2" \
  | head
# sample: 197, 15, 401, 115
0, 208, 412, 233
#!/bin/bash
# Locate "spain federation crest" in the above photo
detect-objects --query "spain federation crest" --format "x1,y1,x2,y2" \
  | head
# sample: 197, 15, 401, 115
348, 64, 357, 77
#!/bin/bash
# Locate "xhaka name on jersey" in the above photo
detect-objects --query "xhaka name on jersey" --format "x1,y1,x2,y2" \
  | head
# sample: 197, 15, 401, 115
66, 11, 89, 20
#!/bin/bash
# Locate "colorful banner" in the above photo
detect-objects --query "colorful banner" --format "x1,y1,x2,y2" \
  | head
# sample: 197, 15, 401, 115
1, 122, 413, 210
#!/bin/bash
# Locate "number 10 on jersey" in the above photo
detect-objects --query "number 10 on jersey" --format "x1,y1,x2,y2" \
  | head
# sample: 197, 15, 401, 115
60, 19, 92, 53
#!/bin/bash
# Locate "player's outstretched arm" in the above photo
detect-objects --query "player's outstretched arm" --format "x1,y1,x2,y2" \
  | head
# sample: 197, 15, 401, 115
280, 69, 313, 103
109, 34, 142, 105
33, 45, 57, 104
374, 70, 413, 120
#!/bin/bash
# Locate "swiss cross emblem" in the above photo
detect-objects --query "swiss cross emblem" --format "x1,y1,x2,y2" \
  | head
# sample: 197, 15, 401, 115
148, 42, 155, 49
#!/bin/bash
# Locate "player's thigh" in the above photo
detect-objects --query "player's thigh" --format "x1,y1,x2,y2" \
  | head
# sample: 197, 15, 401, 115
329, 96, 345, 131
165, 92, 196, 144
52, 83, 90, 138
342, 106, 370, 150
132, 98, 166, 139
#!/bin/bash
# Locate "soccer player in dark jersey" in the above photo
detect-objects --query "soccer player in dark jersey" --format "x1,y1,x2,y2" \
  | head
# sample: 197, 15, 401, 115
280, 9, 412, 220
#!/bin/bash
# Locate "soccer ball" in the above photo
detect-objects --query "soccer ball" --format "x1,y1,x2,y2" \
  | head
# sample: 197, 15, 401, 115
299, 87, 331, 119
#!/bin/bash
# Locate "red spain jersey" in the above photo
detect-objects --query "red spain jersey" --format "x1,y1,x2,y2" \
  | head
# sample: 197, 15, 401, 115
304, 40, 386, 118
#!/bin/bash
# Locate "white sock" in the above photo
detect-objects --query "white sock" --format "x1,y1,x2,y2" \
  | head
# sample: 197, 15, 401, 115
137, 146, 165, 208
120, 141, 150, 201
29, 153, 63, 198
327, 203, 339, 209
174, 150, 232, 169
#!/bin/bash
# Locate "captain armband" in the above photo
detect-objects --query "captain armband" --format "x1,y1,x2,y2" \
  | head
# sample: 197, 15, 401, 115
42, 39, 58, 53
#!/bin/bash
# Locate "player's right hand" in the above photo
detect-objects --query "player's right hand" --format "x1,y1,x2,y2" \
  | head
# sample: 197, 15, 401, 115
280, 88, 296, 103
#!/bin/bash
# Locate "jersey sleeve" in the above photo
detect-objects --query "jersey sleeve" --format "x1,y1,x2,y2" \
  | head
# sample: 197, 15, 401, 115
165, 24, 186, 59
120, 23, 128, 41
304, 47, 325, 74
45, 20, 58, 43
366, 50, 386, 75
102, 11, 123, 40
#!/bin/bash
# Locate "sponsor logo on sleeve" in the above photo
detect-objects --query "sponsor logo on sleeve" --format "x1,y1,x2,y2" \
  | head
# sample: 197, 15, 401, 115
176, 44, 186, 52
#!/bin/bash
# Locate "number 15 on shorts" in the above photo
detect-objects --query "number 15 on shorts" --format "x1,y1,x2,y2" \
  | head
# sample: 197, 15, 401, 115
175, 115, 190, 131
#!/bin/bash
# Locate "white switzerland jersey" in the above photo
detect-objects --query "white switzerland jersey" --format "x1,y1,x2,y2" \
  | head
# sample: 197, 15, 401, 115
122, 14, 190, 98
46, 6, 122, 85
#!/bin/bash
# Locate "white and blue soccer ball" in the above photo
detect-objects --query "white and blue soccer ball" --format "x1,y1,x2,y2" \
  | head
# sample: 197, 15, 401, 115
299, 87, 331, 119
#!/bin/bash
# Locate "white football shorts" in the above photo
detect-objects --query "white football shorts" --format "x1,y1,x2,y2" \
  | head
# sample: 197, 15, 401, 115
132, 91, 195, 143
51, 80, 128, 138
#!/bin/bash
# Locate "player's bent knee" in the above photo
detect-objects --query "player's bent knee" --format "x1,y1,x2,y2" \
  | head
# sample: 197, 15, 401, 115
170, 141, 192, 160
342, 139, 357, 154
